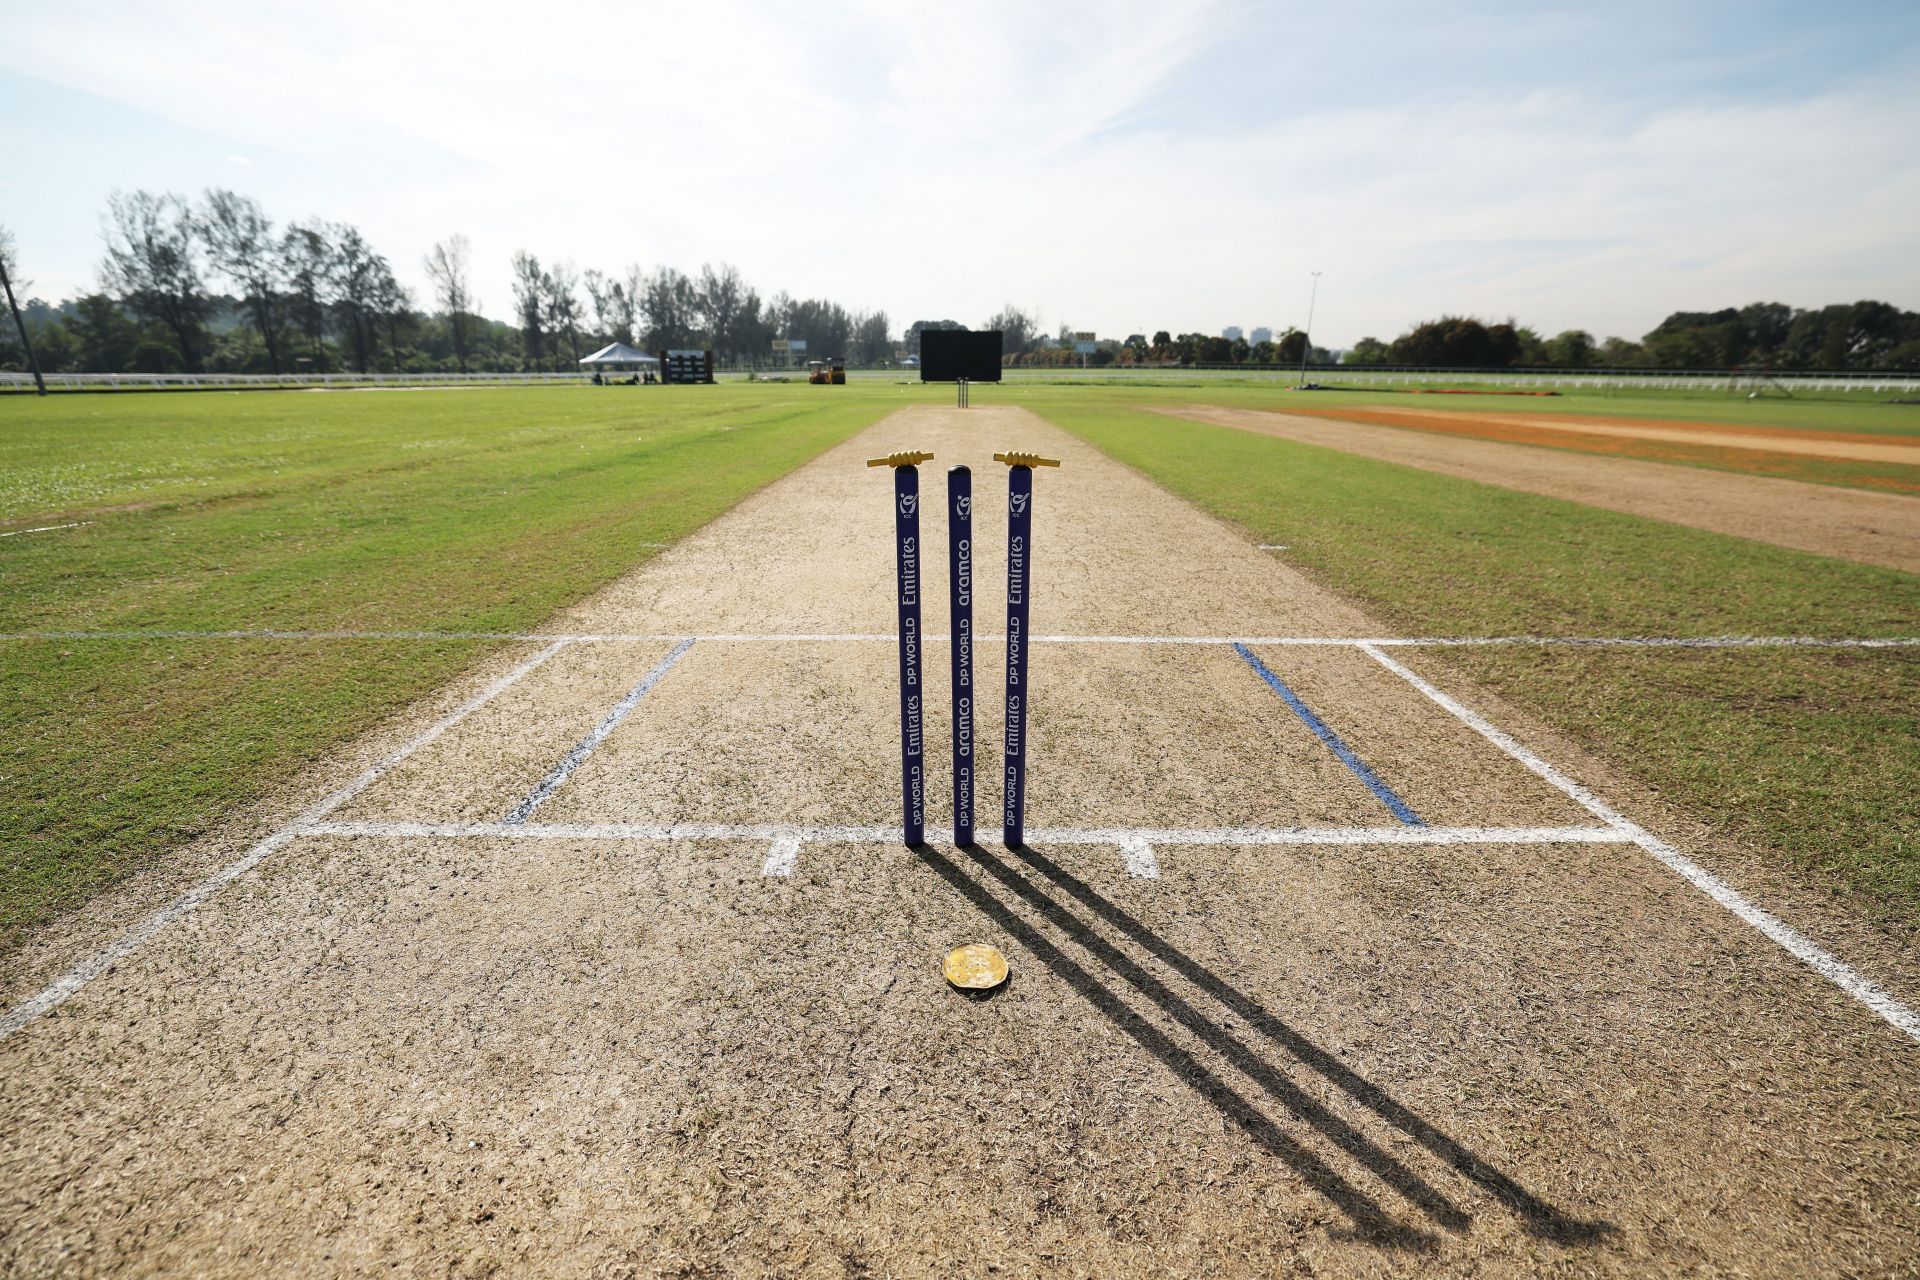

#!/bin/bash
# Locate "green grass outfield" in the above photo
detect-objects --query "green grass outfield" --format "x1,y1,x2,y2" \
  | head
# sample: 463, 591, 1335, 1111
0, 384, 916, 952
1026, 392, 1919, 924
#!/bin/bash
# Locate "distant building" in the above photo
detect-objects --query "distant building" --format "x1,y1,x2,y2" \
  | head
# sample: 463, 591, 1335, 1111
1222, 326, 1244, 341
1251, 327, 1272, 345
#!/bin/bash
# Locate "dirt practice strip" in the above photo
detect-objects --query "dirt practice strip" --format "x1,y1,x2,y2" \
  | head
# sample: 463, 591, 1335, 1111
1306, 406, 1920, 465
1163, 404, 1920, 572
5, 404, 1918, 1276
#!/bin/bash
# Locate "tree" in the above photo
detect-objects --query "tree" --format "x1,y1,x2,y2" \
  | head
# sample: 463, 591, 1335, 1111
904, 319, 962, 357
695, 264, 747, 361
100, 190, 210, 372
984, 305, 1037, 355
1545, 329, 1596, 367
850, 310, 891, 364
1598, 336, 1644, 366
1388, 316, 1521, 367
622, 266, 647, 340
423, 235, 475, 372
785, 297, 853, 359
280, 220, 333, 367
511, 251, 547, 369
543, 262, 585, 364
372, 262, 411, 372
198, 189, 284, 371
582, 268, 629, 346
1344, 336, 1389, 366
0, 225, 46, 392
641, 266, 698, 350
68, 293, 140, 372
328, 224, 383, 373
1739, 301, 1795, 355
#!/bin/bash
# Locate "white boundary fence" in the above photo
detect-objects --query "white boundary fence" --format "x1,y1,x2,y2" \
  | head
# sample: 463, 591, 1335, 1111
0, 370, 585, 392
5, 367, 1920, 394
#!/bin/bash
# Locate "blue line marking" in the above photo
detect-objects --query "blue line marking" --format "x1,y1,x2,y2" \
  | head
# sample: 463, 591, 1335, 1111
1232, 642, 1425, 826
504, 637, 697, 825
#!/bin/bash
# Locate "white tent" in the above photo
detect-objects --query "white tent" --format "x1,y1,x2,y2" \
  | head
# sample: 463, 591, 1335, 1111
578, 341, 659, 377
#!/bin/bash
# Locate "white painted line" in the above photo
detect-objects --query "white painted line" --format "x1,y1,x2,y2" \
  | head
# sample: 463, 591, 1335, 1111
503, 637, 697, 825
0, 521, 93, 538
0, 638, 574, 1044
762, 834, 802, 877
3, 629, 1913, 649
1120, 835, 1161, 878
301, 820, 1629, 847
1358, 642, 1920, 1045
1257, 544, 1290, 551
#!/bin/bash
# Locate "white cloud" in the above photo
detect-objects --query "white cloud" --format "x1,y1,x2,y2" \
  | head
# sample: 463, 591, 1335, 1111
2, 0, 1915, 342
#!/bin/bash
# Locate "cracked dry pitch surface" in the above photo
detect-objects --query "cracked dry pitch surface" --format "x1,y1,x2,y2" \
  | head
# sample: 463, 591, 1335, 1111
1164, 403, 1920, 573
3, 405, 1918, 1278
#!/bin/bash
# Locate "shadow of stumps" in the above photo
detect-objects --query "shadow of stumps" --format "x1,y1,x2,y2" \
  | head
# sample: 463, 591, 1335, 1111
1003, 842, 1616, 1247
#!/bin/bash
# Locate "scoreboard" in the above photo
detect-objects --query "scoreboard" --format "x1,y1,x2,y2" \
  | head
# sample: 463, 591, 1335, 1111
660, 349, 715, 384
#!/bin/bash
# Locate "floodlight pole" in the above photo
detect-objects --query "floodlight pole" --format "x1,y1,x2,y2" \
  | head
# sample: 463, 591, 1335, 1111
0, 254, 46, 396
1297, 270, 1321, 390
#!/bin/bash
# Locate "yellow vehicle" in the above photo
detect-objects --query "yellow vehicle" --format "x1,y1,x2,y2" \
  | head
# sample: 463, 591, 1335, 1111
807, 358, 846, 385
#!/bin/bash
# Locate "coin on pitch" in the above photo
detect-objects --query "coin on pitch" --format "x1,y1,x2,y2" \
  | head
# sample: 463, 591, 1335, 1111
944, 943, 1009, 990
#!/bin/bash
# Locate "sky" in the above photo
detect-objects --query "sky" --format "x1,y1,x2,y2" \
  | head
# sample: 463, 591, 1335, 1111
2, 0, 1917, 347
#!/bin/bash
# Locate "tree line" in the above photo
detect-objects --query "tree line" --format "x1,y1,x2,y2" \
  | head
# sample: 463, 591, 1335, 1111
0, 191, 900, 376
5, 195, 1917, 374
1342, 302, 1920, 371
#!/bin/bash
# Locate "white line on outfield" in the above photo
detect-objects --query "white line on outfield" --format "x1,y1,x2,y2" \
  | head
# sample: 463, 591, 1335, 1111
1358, 641, 1920, 1045
3, 630, 1915, 648
502, 637, 696, 825
0, 521, 93, 539
0, 638, 574, 1045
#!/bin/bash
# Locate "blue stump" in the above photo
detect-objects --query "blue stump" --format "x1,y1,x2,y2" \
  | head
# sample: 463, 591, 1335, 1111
893, 464, 925, 846
948, 466, 974, 846
1003, 464, 1033, 847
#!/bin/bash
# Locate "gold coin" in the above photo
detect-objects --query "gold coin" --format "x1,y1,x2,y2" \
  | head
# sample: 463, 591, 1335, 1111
944, 943, 1009, 990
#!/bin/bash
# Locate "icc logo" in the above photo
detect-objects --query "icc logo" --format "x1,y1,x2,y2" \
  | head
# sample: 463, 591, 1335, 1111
899, 493, 918, 516
956, 495, 971, 518
1009, 493, 1030, 516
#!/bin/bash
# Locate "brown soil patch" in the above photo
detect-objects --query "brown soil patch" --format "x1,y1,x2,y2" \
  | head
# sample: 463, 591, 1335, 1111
1307, 406, 1920, 465
1168, 404, 1920, 573
1278, 405, 1920, 495
4, 406, 1916, 1276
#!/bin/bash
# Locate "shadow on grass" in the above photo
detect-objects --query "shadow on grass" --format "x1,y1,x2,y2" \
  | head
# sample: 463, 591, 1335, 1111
911, 840, 1615, 1251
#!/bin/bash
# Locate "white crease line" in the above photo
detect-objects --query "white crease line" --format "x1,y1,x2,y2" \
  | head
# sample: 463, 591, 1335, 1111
762, 835, 802, 877
0, 521, 93, 538
301, 820, 1629, 847
1257, 544, 1290, 551
2, 630, 1913, 649
1358, 642, 1920, 1045
503, 637, 697, 825
0, 638, 574, 1044
1120, 835, 1161, 878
